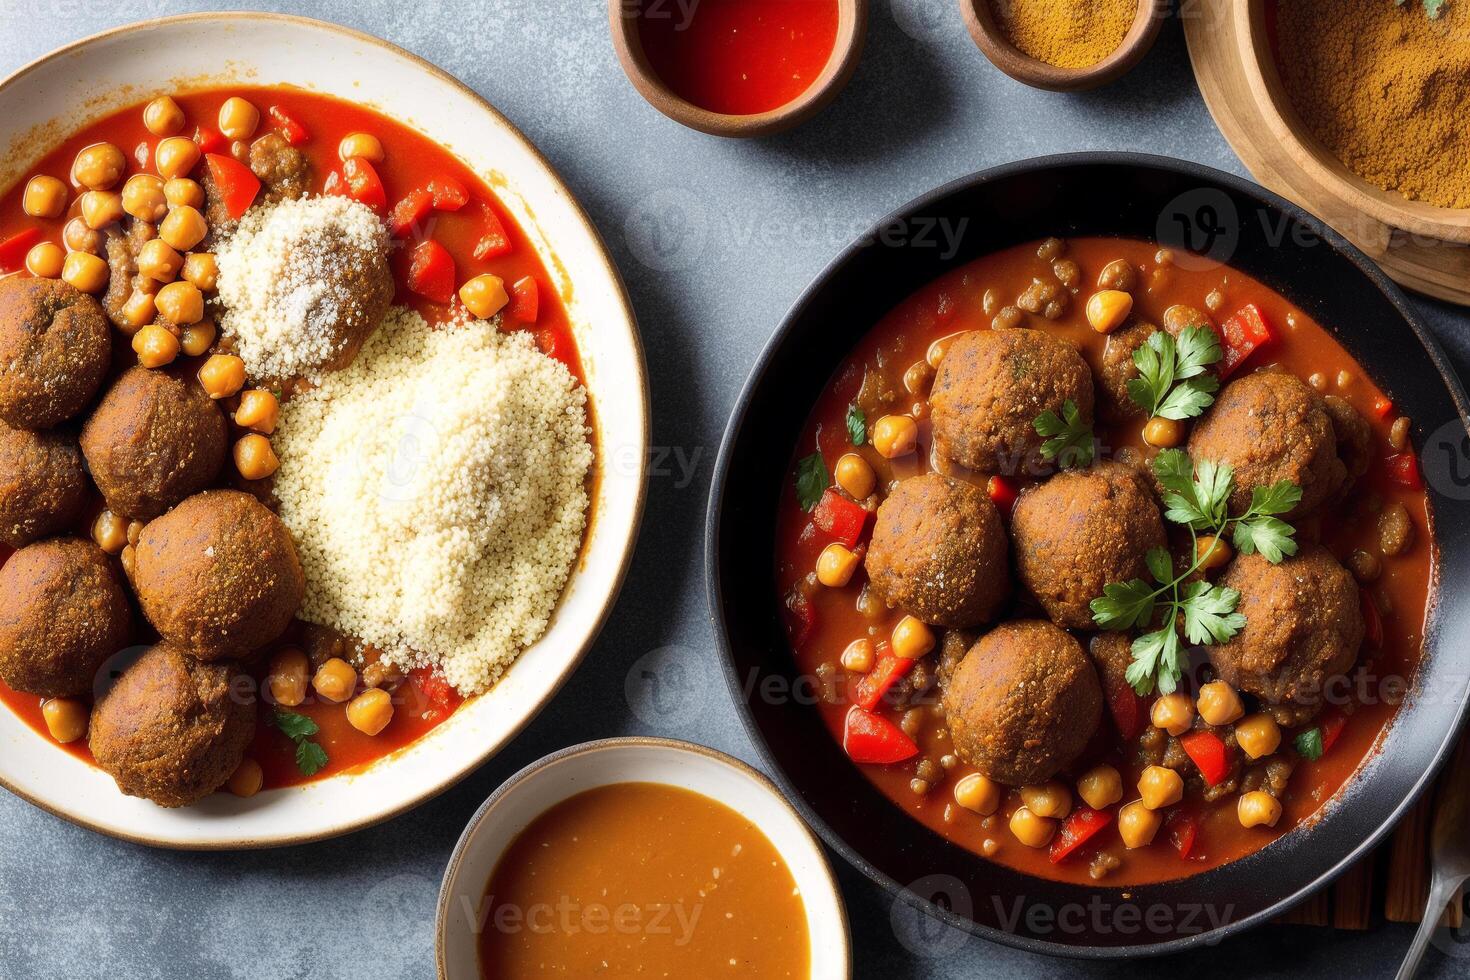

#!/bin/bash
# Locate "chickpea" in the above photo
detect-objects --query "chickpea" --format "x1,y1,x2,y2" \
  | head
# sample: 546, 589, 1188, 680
126, 520, 143, 548
840, 638, 875, 673
267, 648, 309, 707
459, 274, 509, 319
339, 132, 385, 163
24, 242, 64, 279
1196, 680, 1245, 727
1195, 534, 1232, 571
117, 292, 157, 334
872, 414, 918, 459
816, 543, 860, 588
312, 657, 357, 703
1389, 416, 1412, 452
72, 142, 126, 190
181, 252, 219, 292
1020, 781, 1072, 819
1086, 289, 1133, 334
79, 190, 124, 230
1036, 237, 1065, 262
1336, 369, 1353, 390
41, 698, 89, 744
1138, 765, 1184, 810
92, 510, 128, 554
137, 239, 183, 283
926, 334, 958, 369
1009, 806, 1056, 848
953, 773, 1001, 815
1151, 691, 1195, 737
1235, 714, 1281, 760
155, 281, 204, 325
1052, 258, 1080, 288
1307, 371, 1327, 392
903, 360, 934, 396
121, 174, 168, 222
1143, 416, 1185, 448
1238, 790, 1283, 829
1348, 548, 1382, 583
1097, 258, 1137, 292
834, 453, 876, 499
63, 216, 102, 255
119, 544, 136, 580
61, 252, 109, 294
225, 758, 264, 798
346, 688, 395, 736
160, 205, 207, 252
1118, 800, 1162, 848
891, 615, 935, 660
218, 97, 261, 140
1075, 764, 1123, 811
992, 306, 1023, 330
1379, 502, 1415, 557
164, 177, 205, 209
144, 96, 186, 137
179, 320, 217, 358
22, 175, 68, 218
132, 324, 181, 369
234, 434, 280, 481
234, 389, 280, 434
199, 354, 246, 399
155, 137, 202, 181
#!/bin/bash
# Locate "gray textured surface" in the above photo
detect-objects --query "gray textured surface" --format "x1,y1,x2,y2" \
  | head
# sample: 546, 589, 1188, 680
2, 2, 1469, 978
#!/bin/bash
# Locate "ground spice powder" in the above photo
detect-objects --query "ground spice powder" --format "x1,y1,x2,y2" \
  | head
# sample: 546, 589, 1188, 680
990, 0, 1135, 69
1276, 1, 1470, 210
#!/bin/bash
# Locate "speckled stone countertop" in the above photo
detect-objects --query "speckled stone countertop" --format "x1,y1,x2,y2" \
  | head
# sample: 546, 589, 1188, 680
2, 2, 1468, 978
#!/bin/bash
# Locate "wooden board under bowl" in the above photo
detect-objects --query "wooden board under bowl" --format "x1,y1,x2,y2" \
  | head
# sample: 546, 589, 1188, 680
1184, 0, 1470, 306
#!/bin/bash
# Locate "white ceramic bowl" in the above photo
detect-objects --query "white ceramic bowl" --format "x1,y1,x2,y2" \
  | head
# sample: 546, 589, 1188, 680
0, 14, 648, 847
437, 738, 852, 979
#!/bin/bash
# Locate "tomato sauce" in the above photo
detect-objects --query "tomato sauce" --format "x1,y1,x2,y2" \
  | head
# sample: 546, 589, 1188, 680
636, 0, 840, 115
0, 86, 582, 791
774, 237, 1434, 885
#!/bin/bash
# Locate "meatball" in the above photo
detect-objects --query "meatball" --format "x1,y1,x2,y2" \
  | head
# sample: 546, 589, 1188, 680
80, 366, 228, 521
249, 132, 312, 204
1010, 462, 1166, 630
1187, 371, 1345, 518
102, 219, 159, 332
134, 489, 304, 659
0, 538, 131, 697
1323, 395, 1372, 494
930, 328, 1094, 474
0, 277, 111, 430
0, 423, 89, 547
1098, 320, 1157, 420
945, 620, 1102, 785
865, 474, 1010, 627
1207, 546, 1363, 706
89, 643, 254, 807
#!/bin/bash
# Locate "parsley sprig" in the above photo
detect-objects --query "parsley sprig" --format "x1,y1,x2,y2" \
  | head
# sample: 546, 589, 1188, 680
795, 452, 828, 512
1033, 399, 1095, 468
1091, 450, 1301, 695
1398, 0, 1448, 19
1127, 326, 1222, 421
269, 709, 329, 776
1294, 727, 1324, 761
846, 403, 867, 446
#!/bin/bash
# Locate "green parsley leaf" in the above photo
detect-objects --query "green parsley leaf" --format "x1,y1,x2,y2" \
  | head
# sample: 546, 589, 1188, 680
1145, 547, 1174, 586
1033, 399, 1095, 468
1128, 327, 1223, 419
795, 452, 828, 512
295, 739, 329, 776
271, 710, 320, 741
1294, 727, 1324, 761
1126, 626, 1183, 696
1152, 448, 1194, 495
845, 403, 867, 446
1155, 375, 1219, 421
1090, 578, 1157, 631
1424, 0, 1449, 19
1246, 480, 1302, 517
1233, 515, 1300, 563
1173, 325, 1224, 380
1178, 580, 1246, 645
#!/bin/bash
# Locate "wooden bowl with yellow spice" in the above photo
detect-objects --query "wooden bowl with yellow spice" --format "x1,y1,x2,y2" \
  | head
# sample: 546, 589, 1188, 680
1186, 0, 1470, 305
960, 0, 1168, 92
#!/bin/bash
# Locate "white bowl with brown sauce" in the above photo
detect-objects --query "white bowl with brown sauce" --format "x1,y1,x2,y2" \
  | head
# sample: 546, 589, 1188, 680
0, 13, 648, 847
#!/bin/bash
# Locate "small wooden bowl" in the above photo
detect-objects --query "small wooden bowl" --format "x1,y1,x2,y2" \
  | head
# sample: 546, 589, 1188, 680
609, 0, 868, 138
959, 0, 1167, 92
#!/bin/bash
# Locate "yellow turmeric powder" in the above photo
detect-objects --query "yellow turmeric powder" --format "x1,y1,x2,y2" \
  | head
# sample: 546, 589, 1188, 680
1276, 0, 1470, 210
989, 0, 1136, 70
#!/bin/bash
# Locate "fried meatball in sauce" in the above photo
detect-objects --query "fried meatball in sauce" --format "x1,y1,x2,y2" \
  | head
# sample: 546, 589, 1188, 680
0, 538, 131, 697
133, 489, 305, 659
946, 620, 1102, 786
89, 643, 254, 808
1010, 461, 1167, 630
0, 423, 89, 547
0, 277, 112, 430
930, 328, 1094, 474
865, 473, 1010, 628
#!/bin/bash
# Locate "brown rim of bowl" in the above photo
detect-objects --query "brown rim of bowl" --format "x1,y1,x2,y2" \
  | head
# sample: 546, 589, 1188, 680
0, 10, 651, 851
959, 0, 1168, 93
608, 0, 870, 139
1234, 0, 1470, 245
434, 736, 854, 980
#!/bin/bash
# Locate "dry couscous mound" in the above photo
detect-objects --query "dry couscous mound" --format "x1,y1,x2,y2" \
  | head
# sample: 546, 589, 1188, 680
271, 307, 592, 695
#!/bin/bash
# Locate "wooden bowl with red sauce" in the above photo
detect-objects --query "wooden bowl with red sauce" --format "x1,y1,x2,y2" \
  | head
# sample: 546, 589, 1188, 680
707, 154, 1470, 955
610, 0, 868, 138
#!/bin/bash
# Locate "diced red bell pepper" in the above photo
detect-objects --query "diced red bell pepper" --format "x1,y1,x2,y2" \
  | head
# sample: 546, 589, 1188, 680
1384, 451, 1423, 490
1179, 729, 1231, 787
406, 240, 455, 305
327, 157, 388, 213
1166, 809, 1200, 859
1371, 396, 1394, 420
473, 205, 513, 260
267, 105, 311, 146
1320, 708, 1348, 755
1049, 806, 1114, 864
987, 475, 1019, 516
842, 705, 918, 765
536, 328, 577, 370
389, 188, 434, 239
782, 590, 816, 647
412, 667, 457, 712
193, 125, 228, 154
1218, 304, 1274, 378
204, 153, 261, 220
428, 176, 469, 212
811, 488, 868, 548
0, 228, 41, 273
853, 653, 915, 711
1105, 679, 1150, 742
509, 276, 539, 323
1360, 587, 1383, 649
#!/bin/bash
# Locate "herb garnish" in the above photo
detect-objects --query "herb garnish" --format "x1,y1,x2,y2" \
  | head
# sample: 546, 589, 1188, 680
1398, 0, 1448, 19
1294, 727, 1325, 761
1033, 399, 1095, 468
846, 403, 867, 446
795, 452, 829, 512
269, 709, 329, 776
1090, 450, 1301, 695
1127, 326, 1222, 421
